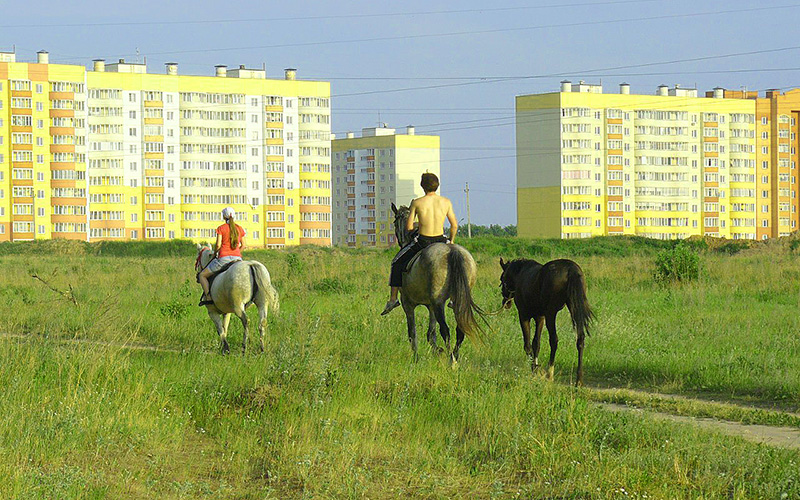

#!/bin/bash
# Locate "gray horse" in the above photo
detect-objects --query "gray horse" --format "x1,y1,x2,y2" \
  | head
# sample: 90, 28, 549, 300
391, 204, 485, 365
195, 245, 279, 353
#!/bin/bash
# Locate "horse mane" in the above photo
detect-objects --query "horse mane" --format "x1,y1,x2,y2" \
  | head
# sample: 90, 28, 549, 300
393, 205, 413, 246
504, 258, 541, 273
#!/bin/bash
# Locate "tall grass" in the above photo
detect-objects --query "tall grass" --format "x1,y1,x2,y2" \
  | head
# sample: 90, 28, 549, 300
0, 236, 798, 498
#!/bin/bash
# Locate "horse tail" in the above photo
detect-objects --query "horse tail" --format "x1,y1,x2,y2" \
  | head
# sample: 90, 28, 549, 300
250, 263, 280, 315
446, 247, 485, 343
566, 263, 594, 338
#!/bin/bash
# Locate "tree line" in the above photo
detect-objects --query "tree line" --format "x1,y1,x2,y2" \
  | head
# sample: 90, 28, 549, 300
457, 224, 517, 238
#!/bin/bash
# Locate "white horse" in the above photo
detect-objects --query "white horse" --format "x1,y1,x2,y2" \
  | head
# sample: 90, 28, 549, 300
195, 245, 279, 353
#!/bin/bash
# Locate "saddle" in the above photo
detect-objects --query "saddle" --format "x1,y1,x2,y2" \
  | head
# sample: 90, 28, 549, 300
404, 252, 423, 273
198, 261, 240, 305
204, 260, 239, 288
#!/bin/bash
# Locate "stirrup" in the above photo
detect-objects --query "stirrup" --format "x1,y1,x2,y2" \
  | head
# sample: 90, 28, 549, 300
199, 293, 214, 306
380, 299, 400, 316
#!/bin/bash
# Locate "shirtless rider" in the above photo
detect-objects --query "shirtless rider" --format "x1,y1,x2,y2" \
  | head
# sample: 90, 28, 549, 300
381, 172, 458, 315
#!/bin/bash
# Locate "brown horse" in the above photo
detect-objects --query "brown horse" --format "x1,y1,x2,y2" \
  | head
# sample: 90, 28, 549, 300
499, 258, 594, 386
392, 204, 485, 366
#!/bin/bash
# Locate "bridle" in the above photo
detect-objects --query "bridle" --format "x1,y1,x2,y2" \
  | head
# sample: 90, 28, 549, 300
195, 246, 213, 273
393, 207, 414, 247
500, 271, 516, 309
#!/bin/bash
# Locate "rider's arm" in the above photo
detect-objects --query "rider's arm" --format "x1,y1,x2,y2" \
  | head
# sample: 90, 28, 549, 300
406, 201, 417, 232
446, 200, 458, 243
239, 234, 246, 251
214, 233, 222, 256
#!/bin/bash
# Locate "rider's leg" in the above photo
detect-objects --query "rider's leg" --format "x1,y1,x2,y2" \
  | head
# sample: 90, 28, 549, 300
198, 268, 213, 299
382, 264, 404, 315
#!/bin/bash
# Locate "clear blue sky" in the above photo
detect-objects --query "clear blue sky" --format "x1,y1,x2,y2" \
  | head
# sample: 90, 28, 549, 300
3, 0, 799, 225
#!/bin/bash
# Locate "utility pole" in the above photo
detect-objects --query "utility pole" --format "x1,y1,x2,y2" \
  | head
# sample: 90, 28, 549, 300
465, 182, 472, 238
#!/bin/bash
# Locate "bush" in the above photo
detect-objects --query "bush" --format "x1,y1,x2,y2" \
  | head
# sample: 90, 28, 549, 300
716, 241, 750, 255
91, 239, 197, 257
286, 253, 305, 275
654, 244, 700, 283
159, 298, 190, 319
313, 277, 355, 294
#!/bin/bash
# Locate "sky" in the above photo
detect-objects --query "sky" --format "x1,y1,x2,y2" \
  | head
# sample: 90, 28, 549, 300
3, 0, 800, 226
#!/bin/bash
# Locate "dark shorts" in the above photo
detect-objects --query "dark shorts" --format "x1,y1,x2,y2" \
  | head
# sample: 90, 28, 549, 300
389, 234, 449, 287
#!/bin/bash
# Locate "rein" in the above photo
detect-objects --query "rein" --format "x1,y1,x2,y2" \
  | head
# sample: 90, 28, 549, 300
481, 288, 515, 317
195, 247, 214, 273
482, 303, 510, 317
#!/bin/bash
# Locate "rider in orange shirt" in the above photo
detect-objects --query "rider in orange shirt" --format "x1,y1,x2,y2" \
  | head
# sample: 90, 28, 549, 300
197, 207, 246, 306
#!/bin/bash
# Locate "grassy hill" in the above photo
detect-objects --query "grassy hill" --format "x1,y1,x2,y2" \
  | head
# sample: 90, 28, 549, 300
0, 236, 798, 498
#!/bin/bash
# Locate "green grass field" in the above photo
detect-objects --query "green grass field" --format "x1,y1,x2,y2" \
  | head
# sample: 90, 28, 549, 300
0, 237, 799, 499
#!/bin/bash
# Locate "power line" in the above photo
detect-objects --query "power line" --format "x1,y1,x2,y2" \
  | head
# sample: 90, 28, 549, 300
314, 67, 800, 82
0, 0, 661, 29
332, 44, 800, 98
72, 4, 800, 60
63, 83, 791, 157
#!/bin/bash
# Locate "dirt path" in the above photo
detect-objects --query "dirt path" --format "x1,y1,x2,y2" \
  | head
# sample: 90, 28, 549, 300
4, 332, 800, 450
590, 384, 800, 417
0, 332, 183, 353
598, 402, 800, 450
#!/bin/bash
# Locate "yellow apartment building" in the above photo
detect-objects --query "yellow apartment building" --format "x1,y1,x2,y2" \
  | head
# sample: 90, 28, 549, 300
758, 89, 800, 237
0, 50, 331, 247
517, 81, 763, 240
331, 126, 440, 247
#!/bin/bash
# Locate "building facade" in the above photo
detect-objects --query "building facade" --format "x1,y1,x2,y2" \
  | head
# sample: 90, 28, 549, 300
331, 126, 440, 247
516, 81, 800, 240
0, 51, 331, 247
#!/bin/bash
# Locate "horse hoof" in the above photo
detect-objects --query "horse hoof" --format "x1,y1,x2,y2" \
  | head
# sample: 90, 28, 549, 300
450, 354, 458, 369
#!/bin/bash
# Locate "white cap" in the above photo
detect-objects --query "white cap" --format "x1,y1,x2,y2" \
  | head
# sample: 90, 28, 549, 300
221, 207, 236, 220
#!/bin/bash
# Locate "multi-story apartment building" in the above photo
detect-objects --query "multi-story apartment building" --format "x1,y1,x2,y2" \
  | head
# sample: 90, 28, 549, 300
755, 89, 800, 237
0, 50, 331, 247
331, 126, 439, 247
516, 81, 775, 240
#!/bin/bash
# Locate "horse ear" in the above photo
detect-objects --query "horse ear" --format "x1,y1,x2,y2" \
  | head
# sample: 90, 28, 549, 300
499, 258, 507, 270
197, 243, 202, 250
391, 203, 398, 215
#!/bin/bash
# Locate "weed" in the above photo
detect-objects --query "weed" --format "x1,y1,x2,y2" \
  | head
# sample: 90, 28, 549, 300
287, 253, 305, 275
313, 277, 355, 294
159, 299, 190, 320
654, 244, 700, 283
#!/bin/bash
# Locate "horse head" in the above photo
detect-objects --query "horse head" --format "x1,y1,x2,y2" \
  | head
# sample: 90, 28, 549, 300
195, 244, 214, 272
391, 203, 414, 247
499, 258, 515, 309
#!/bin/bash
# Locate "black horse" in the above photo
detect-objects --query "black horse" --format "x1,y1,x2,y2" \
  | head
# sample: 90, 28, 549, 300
499, 258, 594, 386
